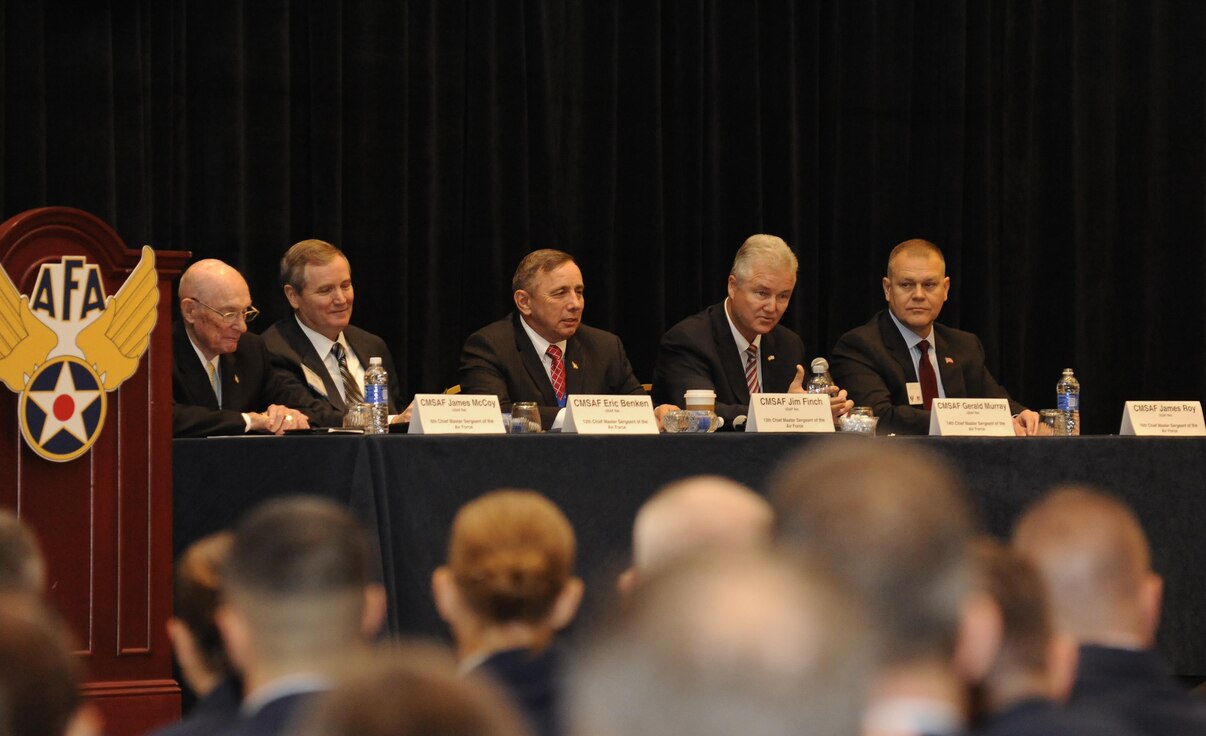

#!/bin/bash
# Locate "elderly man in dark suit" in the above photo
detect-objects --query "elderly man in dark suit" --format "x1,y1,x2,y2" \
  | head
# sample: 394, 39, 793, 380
262, 240, 409, 423
173, 259, 335, 437
830, 239, 1039, 436
652, 234, 851, 429
458, 249, 674, 430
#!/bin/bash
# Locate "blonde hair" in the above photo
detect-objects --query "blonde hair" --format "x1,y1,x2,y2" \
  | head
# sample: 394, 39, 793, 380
447, 490, 576, 624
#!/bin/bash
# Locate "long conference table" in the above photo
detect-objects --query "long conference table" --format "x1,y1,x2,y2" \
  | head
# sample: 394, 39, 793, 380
174, 434, 1206, 676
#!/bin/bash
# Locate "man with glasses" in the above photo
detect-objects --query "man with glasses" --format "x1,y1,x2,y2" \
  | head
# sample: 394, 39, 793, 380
173, 259, 336, 437
830, 239, 1039, 435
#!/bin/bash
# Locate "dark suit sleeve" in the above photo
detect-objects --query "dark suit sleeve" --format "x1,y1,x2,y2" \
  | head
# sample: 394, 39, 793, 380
172, 404, 247, 438
601, 333, 645, 397
654, 324, 747, 428
962, 333, 1027, 416
458, 329, 519, 409
258, 353, 343, 427
830, 328, 931, 435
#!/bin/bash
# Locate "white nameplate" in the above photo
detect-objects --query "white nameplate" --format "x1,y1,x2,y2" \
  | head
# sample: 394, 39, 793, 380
928, 398, 1014, 436
1120, 401, 1206, 436
745, 393, 834, 433
562, 395, 659, 434
407, 394, 506, 434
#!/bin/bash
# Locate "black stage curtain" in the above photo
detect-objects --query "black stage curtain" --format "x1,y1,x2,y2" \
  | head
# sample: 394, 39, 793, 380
2, 1, 1204, 433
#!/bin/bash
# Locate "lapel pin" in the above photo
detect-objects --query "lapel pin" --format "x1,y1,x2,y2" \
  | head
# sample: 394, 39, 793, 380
767, 355, 775, 361
234, 374, 240, 383
571, 361, 579, 370
944, 357, 954, 365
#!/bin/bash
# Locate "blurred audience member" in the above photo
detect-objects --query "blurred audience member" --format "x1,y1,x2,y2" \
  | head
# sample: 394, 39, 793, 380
617, 475, 772, 594
432, 490, 582, 736
971, 537, 1139, 736
771, 440, 1002, 736
216, 497, 385, 736
151, 532, 241, 736
1013, 486, 1206, 736
569, 550, 872, 736
295, 644, 529, 736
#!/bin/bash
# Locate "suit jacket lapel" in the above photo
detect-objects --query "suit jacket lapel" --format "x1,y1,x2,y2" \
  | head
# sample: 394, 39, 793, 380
217, 353, 239, 411
759, 330, 793, 392
933, 328, 966, 398
175, 324, 220, 409
878, 311, 919, 384
282, 319, 343, 410
710, 305, 750, 403
564, 335, 584, 396
512, 314, 559, 405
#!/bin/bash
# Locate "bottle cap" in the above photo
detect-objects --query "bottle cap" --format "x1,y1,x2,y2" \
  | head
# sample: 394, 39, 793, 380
810, 357, 829, 373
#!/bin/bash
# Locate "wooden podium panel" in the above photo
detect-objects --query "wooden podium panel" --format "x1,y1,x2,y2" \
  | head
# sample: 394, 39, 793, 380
0, 207, 190, 735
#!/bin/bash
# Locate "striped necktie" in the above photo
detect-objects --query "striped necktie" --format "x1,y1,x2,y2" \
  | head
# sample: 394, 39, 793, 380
332, 343, 364, 405
745, 344, 760, 395
205, 359, 221, 408
547, 344, 567, 407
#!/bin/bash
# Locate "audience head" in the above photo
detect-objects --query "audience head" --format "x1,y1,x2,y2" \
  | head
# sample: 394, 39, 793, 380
726, 234, 798, 342
280, 239, 354, 341
168, 531, 235, 697
882, 238, 949, 337
620, 475, 772, 593
511, 250, 583, 343
296, 644, 528, 736
433, 490, 582, 653
971, 537, 1078, 713
0, 602, 83, 736
1012, 485, 1162, 648
0, 510, 45, 595
217, 497, 384, 686
570, 550, 872, 736
178, 259, 257, 360
770, 440, 996, 677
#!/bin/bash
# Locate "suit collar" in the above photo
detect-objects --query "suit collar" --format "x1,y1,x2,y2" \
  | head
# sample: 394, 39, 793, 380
510, 312, 560, 405
276, 317, 346, 410
709, 303, 755, 402
174, 321, 221, 409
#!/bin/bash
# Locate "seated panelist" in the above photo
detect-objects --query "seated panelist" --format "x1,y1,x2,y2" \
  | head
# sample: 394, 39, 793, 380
458, 249, 674, 430
262, 239, 411, 424
830, 239, 1039, 436
652, 234, 852, 429
172, 259, 335, 437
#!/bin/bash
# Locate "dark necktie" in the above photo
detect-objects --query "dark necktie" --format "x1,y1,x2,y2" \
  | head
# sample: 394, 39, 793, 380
744, 344, 760, 395
547, 344, 567, 407
331, 343, 364, 405
917, 339, 939, 410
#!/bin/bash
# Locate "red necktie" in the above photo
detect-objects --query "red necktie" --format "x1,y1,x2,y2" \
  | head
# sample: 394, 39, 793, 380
547, 344, 567, 407
917, 339, 939, 410
744, 344, 760, 395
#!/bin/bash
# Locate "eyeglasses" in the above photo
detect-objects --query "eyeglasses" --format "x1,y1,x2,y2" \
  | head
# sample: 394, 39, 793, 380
186, 297, 260, 324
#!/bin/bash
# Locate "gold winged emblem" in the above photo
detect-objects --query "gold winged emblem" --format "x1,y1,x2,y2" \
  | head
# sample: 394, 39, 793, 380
75, 246, 159, 389
0, 262, 58, 392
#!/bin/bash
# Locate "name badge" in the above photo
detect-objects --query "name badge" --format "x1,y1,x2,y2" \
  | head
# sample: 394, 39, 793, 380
563, 395, 659, 434
928, 398, 1014, 436
907, 382, 923, 405
408, 394, 506, 434
1120, 401, 1206, 436
745, 393, 834, 433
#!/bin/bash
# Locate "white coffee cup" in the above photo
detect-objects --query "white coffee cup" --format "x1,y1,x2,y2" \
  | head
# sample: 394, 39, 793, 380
683, 389, 716, 413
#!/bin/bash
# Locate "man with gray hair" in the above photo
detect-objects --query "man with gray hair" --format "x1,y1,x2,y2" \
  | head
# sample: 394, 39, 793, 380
1012, 486, 1206, 735
617, 475, 773, 594
653, 234, 852, 429
571, 551, 873, 736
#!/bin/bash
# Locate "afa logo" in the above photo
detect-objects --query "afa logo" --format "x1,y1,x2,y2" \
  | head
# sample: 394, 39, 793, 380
0, 247, 158, 462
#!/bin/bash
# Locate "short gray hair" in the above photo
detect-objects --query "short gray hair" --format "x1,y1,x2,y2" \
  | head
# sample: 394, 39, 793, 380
730, 235, 798, 282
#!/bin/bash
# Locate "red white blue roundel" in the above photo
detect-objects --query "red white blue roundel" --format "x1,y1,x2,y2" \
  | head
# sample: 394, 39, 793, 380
19, 356, 107, 462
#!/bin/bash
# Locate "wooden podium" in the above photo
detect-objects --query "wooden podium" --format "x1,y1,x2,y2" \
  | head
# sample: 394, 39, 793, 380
0, 207, 190, 735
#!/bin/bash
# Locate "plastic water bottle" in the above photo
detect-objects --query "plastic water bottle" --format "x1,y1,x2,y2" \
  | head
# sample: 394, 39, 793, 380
805, 357, 834, 394
1056, 368, 1080, 436
364, 357, 389, 435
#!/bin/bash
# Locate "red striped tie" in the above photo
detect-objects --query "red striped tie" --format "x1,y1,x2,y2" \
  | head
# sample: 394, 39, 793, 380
547, 344, 567, 407
745, 344, 760, 395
